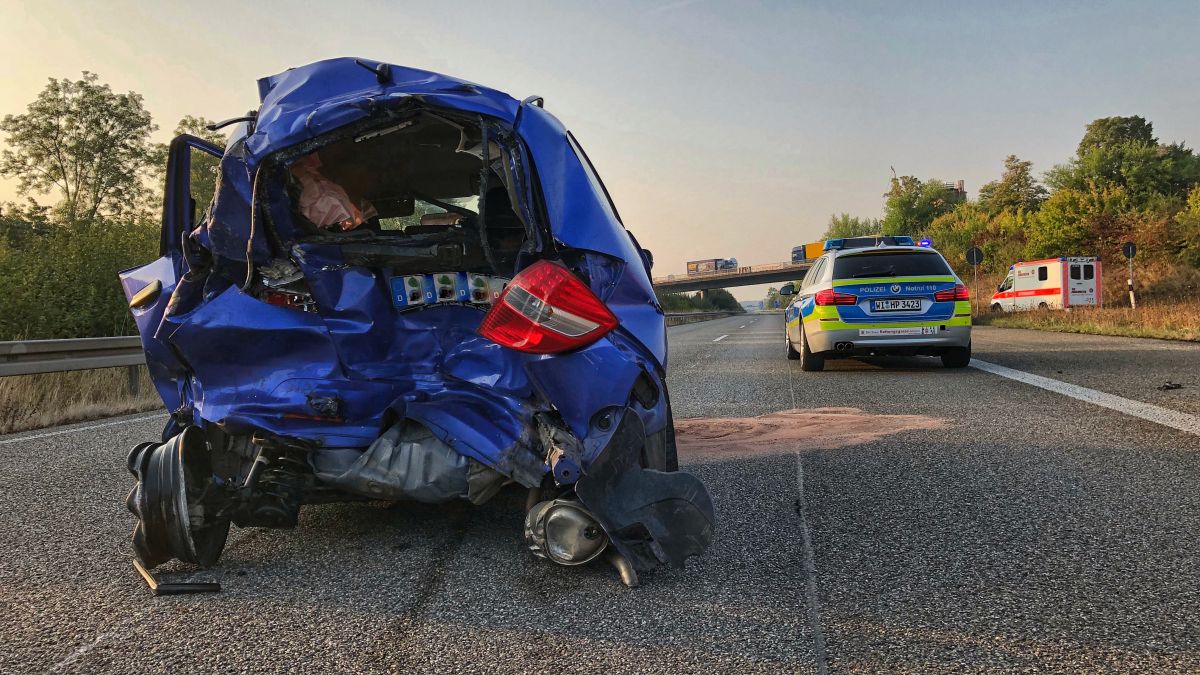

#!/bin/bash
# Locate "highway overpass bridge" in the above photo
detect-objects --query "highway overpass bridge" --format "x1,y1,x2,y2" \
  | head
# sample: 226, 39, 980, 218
652, 261, 812, 293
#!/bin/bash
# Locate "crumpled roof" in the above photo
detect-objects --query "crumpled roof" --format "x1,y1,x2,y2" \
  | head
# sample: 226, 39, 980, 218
245, 57, 521, 163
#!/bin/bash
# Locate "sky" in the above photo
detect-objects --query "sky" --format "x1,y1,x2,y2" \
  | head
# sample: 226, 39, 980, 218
1, 0, 1198, 301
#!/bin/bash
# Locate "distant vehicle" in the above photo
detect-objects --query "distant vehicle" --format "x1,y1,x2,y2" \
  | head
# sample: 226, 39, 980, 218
991, 257, 1101, 312
791, 242, 825, 263
686, 257, 738, 275
779, 238, 971, 371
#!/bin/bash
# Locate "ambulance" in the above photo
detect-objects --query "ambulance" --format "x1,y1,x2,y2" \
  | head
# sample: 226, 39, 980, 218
990, 257, 1101, 312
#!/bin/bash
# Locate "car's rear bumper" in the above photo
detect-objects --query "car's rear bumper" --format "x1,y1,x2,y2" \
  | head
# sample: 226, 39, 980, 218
808, 324, 971, 355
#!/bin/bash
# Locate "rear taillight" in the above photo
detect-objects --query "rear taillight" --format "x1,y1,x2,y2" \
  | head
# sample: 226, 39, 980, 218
814, 288, 858, 306
934, 284, 970, 302
264, 290, 317, 313
478, 260, 619, 354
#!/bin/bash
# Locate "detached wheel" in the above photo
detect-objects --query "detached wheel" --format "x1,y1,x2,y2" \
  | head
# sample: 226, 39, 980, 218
799, 326, 825, 372
786, 332, 801, 360
942, 343, 972, 369
126, 426, 230, 568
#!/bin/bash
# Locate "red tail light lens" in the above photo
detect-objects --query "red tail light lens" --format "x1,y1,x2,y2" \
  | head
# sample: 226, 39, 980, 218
934, 283, 970, 302
263, 290, 316, 313
814, 288, 858, 306
478, 260, 619, 354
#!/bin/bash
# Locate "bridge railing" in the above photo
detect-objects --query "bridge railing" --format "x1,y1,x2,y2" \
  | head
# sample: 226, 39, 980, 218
653, 260, 809, 286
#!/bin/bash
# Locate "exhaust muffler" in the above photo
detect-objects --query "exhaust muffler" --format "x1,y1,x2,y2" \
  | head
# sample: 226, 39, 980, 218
524, 498, 609, 566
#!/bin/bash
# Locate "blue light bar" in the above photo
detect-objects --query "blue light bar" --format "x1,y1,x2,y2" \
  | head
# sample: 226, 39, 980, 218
918, 238, 932, 248
825, 235, 915, 251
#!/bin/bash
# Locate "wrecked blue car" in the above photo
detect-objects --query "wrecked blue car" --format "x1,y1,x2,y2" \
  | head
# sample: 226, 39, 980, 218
119, 58, 713, 586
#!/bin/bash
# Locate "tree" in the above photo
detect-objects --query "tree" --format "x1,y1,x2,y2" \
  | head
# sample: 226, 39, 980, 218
150, 116, 226, 216
1025, 184, 1130, 259
1047, 116, 1200, 207
822, 213, 881, 239
703, 288, 744, 312
0, 199, 52, 248
1175, 186, 1200, 267
881, 175, 961, 235
0, 72, 156, 223
1077, 115, 1156, 155
977, 155, 1048, 214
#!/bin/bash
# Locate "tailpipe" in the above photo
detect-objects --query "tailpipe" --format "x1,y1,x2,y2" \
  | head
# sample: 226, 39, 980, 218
834, 341, 853, 351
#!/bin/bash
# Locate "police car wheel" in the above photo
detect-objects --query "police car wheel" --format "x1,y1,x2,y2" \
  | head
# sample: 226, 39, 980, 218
942, 344, 971, 369
786, 332, 801, 360
799, 327, 825, 372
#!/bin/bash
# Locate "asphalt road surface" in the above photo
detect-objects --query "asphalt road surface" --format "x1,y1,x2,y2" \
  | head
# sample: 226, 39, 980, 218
2, 315, 1198, 673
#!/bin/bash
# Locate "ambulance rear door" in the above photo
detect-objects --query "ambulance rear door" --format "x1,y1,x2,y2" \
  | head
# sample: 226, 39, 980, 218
1067, 257, 1099, 306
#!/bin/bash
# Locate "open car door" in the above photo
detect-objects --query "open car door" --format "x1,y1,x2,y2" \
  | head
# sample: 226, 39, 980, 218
119, 135, 224, 424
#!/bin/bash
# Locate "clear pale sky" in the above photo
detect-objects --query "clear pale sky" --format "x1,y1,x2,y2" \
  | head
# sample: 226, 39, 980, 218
2, 0, 1198, 300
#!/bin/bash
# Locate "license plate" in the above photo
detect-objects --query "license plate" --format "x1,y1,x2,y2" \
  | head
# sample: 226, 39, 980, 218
872, 298, 921, 312
858, 326, 940, 336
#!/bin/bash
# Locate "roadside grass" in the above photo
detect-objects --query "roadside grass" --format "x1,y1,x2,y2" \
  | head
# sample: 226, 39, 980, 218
973, 301, 1200, 342
0, 367, 161, 435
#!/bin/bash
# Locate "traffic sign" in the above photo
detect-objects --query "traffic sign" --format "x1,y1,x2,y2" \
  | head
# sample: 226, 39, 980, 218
1122, 241, 1137, 259
966, 246, 984, 266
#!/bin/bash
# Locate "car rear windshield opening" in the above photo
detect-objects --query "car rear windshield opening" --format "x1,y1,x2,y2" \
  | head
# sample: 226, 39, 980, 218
281, 111, 531, 274
832, 251, 952, 279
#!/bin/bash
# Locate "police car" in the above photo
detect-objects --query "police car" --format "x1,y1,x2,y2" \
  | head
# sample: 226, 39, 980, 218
780, 237, 972, 371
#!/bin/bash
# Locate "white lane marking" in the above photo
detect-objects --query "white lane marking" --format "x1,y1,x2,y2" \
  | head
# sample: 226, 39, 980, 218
712, 334, 729, 342
738, 325, 746, 329
971, 359, 1200, 436
0, 413, 162, 447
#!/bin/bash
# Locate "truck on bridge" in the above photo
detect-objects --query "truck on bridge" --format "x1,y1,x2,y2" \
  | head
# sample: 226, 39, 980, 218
791, 242, 825, 263
686, 258, 738, 275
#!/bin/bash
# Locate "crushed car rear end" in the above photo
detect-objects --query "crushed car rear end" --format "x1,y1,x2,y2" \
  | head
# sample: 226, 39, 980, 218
118, 58, 713, 586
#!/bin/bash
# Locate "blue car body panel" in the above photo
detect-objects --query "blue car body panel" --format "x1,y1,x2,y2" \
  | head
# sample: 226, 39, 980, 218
121, 57, 669, 489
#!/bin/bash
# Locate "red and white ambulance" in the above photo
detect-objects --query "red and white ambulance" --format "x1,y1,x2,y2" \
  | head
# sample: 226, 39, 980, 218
990, 257, 1102, 312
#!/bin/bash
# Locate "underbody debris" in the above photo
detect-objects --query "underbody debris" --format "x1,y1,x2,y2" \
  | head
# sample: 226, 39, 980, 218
119, 57, 713, 588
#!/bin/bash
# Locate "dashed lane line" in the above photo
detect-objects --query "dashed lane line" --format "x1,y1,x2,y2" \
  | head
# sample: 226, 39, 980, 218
712, 335, 729, 342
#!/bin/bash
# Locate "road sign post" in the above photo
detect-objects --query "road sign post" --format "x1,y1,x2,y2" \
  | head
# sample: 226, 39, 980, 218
966, 246, 984, 309
1122, 241, 1137, 309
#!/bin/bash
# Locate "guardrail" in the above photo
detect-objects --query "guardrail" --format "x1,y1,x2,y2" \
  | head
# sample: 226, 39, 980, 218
0, 336, 145, 377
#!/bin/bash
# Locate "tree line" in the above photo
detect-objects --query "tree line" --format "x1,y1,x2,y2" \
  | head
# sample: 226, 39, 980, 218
655, 288, 745, 314
0, 73, 225, 340
820, 115, 1200, 291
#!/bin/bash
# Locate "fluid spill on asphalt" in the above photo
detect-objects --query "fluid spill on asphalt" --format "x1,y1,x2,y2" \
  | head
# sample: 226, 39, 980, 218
674, 407, 946, 459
